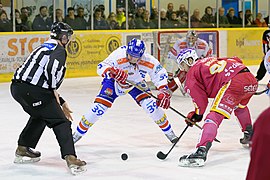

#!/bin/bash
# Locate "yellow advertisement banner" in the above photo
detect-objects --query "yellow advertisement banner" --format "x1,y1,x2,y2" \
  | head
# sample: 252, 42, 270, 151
0, 31, 122, 82
227, 29, 264, 65
66, 32, 122, 77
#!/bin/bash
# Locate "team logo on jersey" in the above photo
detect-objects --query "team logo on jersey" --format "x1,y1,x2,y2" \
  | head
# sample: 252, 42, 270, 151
155, 64, 163, 74
104, 88, 113, 96
66, 36, 82, 58
106, 36, 121, 54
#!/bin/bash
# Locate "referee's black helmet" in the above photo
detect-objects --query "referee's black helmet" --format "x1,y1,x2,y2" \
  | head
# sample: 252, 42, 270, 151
50, 22, 73, 41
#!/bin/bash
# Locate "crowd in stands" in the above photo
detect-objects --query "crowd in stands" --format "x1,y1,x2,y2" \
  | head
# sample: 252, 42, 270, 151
0, 2, 269, 32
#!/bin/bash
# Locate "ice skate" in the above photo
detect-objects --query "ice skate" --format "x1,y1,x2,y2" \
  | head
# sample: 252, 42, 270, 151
240, 124, 253, 148
179, 142, 212, 167
14, 145, 41, 164
73, 132, 82, 144
65, 155, 87, 175
165, 131, 178, 143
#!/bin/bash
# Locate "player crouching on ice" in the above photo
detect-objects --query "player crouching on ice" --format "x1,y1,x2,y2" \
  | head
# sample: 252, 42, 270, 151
72, 38, 178, 144
176, 48, 257, 167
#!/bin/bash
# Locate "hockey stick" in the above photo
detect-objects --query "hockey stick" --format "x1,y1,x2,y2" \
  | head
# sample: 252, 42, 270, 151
127, 80, 221, 143
157, 125, 189, 160
254, 88, 267, 95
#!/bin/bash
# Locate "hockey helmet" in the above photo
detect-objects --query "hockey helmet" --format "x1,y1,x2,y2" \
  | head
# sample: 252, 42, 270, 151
176, 48, 198, 71
126, 38, 145, 58
50, 22, 73, 44
186, 30, 198, 47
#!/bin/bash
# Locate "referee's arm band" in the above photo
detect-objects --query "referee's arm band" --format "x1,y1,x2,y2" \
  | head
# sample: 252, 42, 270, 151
59, 96, 66, 106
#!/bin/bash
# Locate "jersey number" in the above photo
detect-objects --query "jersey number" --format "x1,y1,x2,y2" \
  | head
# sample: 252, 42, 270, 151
209, 60, 227, 74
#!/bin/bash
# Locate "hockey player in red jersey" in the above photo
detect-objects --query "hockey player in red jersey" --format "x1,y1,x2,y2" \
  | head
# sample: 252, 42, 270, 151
246, 47, 270, 179
246, 107, 270, 180
166, 30, 212, 95
175, 48, 258, 167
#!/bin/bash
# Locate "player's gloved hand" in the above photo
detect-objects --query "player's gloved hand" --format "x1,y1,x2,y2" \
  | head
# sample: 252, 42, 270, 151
185, 111, 203, 127
265, 80, 270, 96
156, 88, 172, 109
109, 67, 128, 84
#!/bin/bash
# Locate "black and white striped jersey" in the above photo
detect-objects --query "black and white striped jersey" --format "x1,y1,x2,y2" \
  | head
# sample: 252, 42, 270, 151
13, 39, 67, 90
262, 29, 270, 55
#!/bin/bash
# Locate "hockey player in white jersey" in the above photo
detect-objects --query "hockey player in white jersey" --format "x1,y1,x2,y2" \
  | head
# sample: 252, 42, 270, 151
166, 30, 212, 94
72, 38, 178, 144
263, 49, 270, 95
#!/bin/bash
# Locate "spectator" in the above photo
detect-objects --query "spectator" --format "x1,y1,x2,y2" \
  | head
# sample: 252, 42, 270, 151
115, 8, 126, 27
98, 4, 106, 19
254, 12, 267, 27
55, 8, 64, 22
65, 7, 81, 30
92, 8, 109, 30
226, 7, 239, 27
176, 4, 188, 27
166, 3, 174, 20
237, 11, 243, 25
215, 7, 230, 27
0, 10, 12, 32
135, 6, 144, 21
160, 8, 169, 29
121, 13, 136, 29
191, 9, 202, 28
167, 11, 181, 28
201, 6, 215, 27
107, 12, 120, 30
32, 6, 52, 31
0, 2, 3, 12
20, 7, 32, 31
264, 16, 269, 25
136, 10, 156, 29
150, 6, 158, 21
15, 9, 22, 31
76, 7, 87, 30
245, 9, 255, 27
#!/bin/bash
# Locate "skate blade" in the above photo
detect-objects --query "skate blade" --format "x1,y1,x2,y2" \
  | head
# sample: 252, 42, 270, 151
69, 164, 87, 175
73, 135, 82, 144
242, 143, 251, 149
179, 158, 205, 167
14, 155, 40, 164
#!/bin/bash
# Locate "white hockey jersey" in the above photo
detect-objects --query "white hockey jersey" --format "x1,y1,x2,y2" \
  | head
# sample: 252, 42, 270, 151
168, 37, 212, 61
165, 37, 212, 74
264, 50, 270, 74
97, 45, 168, 96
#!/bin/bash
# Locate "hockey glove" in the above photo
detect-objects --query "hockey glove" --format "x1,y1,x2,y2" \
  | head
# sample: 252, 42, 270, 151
185, 111, 203, 127
156, 88, 172, 109
109, 67, 128, 84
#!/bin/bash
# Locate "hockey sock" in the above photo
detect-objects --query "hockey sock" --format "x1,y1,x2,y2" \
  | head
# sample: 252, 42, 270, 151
234, 106, 252, 132
196, 119, 218, 147
140, 98, 174, 134
76, 103, 108, 136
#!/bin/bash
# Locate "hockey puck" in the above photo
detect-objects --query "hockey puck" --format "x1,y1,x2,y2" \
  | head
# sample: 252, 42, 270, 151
121, 153, 128, 161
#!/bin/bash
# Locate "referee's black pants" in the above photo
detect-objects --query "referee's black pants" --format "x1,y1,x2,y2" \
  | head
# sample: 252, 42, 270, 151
10, 81, 76, 159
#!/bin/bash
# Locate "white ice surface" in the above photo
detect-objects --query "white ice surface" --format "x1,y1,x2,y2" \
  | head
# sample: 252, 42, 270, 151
0, 66, 269, 180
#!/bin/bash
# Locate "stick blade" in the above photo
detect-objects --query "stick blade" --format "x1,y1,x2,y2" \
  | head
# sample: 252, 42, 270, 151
157, 151, 167, 160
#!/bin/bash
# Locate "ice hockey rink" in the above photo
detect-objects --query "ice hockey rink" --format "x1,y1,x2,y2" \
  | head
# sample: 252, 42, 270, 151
0, 66, 269, 180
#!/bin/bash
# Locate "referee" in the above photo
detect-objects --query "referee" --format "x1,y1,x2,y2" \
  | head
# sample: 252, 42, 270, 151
10, 22, 86, 175
255, 28, 270, 81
